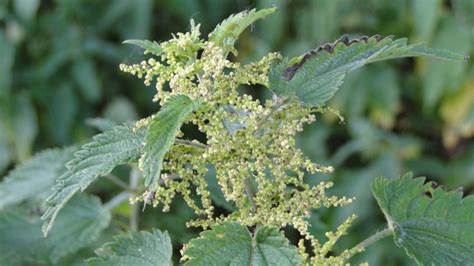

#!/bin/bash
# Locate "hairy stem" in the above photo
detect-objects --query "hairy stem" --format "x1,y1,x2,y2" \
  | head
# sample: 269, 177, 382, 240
129, 168, 140, 231
244, 177, 257, 211
349, 227, 394, 258
104, 174, 131, 191
175, 139, 208, 149
255, 97, 287, 132
104, 191, 132, 210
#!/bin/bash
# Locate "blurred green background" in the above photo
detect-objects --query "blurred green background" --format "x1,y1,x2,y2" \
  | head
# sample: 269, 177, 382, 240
0, 0, 473, 265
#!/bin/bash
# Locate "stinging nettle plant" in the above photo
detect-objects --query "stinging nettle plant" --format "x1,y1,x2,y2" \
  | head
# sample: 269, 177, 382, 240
1, 7, 472, 266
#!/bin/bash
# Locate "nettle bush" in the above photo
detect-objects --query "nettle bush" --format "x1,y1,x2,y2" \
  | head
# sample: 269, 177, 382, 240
1, 7, 472, 266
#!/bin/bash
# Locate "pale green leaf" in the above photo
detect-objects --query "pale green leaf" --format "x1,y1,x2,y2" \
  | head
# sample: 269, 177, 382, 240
269, 35, 466, 107
372, 173, 474, 265
183, 223, 301, 266
12, 94, 38, 161
209, 7, 277, 56
13, 0, 40, 22
421, 18, 471, 109
140, 94, 199, 190
123, 39, 163, 56
412, 0, 441, 41
85, 117, 118, 132
41, 123, 145, 236
0, 147, 75, 210
71, 57, 102, 103
87, 229, 172, 266
0, 194, 110, 264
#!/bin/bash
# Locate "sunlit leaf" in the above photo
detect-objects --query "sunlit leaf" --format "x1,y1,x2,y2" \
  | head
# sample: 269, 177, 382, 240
140, 94, 199, 190
183, 223, 301, 266
87, 229, 172, 266
41, 123, 145, 236
372, 174, 474, 265
269, 35, 466, 107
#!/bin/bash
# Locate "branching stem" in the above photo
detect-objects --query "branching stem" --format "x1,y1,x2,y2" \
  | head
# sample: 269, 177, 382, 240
255, 97, 288, 132
348, 227, 394, 258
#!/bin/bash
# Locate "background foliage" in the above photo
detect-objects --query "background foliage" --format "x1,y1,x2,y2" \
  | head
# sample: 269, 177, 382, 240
0, 0, 473, 265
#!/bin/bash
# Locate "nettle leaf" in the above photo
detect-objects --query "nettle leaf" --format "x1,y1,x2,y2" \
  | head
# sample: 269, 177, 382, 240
85, 117, 118, 132
123, 39, 163, 56
269, 35, 466, 107
183, 223, 301, 266
209, 7, 276, 56
42, 123, 146, 236
372, 174, 474, 265
0, 194, 110, 265
0, 147, 75, 210
87, 229, 172, 266
140, 94, 200, 190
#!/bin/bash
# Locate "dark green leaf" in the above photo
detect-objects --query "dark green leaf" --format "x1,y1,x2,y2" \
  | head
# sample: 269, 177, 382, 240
183, 223, 301, 266
372, 173, 474, 265
0, 194, 110, 264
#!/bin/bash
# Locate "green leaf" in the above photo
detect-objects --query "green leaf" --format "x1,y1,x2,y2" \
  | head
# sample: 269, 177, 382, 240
123, 39, 163, 56
87, 229, 172, 266
71, 57, 102, 103
412, 0, 441, 41
13, 0, 40, 22
0, 194, 110, 264
372, 173, 474, 265
209, 7, 277, 56
0, 147, 75, 210
269, 35, 466, 107
86, 117, 118, 132
183, 223, 301, 266
12, 94, 38, 161
140, 95, 199, 190
421, 18, 471, 109
41, 123, 146, 236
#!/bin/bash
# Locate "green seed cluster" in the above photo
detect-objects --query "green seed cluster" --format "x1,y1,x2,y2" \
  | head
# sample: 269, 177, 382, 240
121, 21, 355, 263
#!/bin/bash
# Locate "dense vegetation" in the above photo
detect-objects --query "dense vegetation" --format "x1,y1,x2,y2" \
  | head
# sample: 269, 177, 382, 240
0, 1, 473, 265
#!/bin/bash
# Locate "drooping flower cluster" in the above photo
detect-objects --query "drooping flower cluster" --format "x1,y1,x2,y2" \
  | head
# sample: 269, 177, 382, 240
120, 21, 355, 264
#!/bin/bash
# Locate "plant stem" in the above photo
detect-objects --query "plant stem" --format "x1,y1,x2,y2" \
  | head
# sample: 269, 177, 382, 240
104, 174, 131, 191
255, 97, 287, 132
129, 168, 140, 231
104, 191, 132, 210
349, 227, 394, 257
175, 139, 208, 149
244, 177, 257, 211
